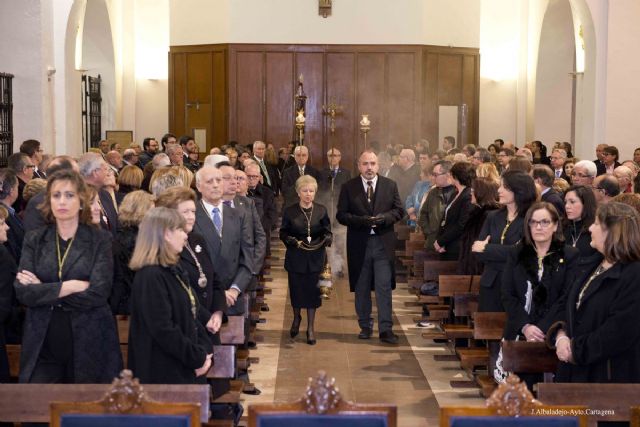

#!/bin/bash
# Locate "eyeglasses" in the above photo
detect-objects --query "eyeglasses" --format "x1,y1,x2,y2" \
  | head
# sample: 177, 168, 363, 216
246, 174, 260, 179
528, 219, 553, 228
431, 171, 447, 177
571, 172, 589, 178
25, 165, 35, 169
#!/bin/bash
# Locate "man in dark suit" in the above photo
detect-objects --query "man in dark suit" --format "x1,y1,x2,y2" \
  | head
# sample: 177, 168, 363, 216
387, 148, 421, 204
337, 150, 405, 344
19, 139, 46, 179
7, 153, 34, 216
251, 140, 279, 195
79, 152, 119, 238
550, 148, 570, 181
281, 145, 320, 208
245, 162, 277, 255
593, 143, 607, 173
179, 135, 201, 173
533, 165, 565, 217
0, 169, 24, 263
194, 166, 253, 315
596, 145, 621, 176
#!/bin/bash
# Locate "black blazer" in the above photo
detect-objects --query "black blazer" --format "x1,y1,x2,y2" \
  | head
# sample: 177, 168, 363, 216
233, 195, 267, 275
110, 225, 138, 314
22, 191, 46, 232
317, 167, 352, 214
563, 221, 603, 277
248, 183, 277, 232
541, 188, 566, 217
281, 164, 320, 208
336, 175, 405, 291
596, 161, 621, 176
99, 189, 119, 238
476, 209, 525, 311
180, 232, 226, 327
435, 186, 472, 259
280, 203, 332, 274
501, 242, 578, 340
252, 156, 279, 195
14, 224, 121, 383
548, 260, 640, 383
3, 206, 24, 263
128, 264, 212, 384
0, 245, 17, 382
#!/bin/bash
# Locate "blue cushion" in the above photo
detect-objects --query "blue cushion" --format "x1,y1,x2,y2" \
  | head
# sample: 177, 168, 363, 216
257, 414, 388, 427
60, 414, 192, 427
450, 416, 579, 427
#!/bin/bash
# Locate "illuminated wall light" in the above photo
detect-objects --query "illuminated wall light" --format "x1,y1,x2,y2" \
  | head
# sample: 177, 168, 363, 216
134, 0, 169, 80
135, 45, 168, 80
74, 25, 84, 70
575, 24, 585, 73
480, 41, 519, 82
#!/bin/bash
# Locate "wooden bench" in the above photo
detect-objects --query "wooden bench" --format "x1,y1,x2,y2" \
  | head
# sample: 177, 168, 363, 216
0, 380, 210, 423
538, 383, 640, 427
501, 341, 558, 383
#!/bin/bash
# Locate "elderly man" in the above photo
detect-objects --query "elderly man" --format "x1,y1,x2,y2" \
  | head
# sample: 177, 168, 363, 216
550, 148, 569, 180
280, 145, 320, 208
246, 162, 277, 255
166, 143, 184, 166
251, 140, 279, 194
388, 148, 421, 204
337, 150, 404, 344
79, 152, 118, 237
122, 148, 139, 167
593, 174, 620, 204
98, 139, 110, 156
0, 168, 25, 262
7, 152, 34, 215
472, 147, 492, 166
105, 150, 124, 173
570, 160, 597, 187
593, 143, 608, 170
614, 165, 634, 193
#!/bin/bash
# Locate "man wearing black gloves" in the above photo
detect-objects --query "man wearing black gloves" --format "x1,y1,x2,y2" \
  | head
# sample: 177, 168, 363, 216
337, 150, 404, 344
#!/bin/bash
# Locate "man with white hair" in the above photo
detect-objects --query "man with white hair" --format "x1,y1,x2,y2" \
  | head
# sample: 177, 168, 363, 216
570, 160, 597, 187
152, 152, 171, 168
166, 143, 184, 166
388, 148, 421, 204
105, 150, 123, 173
251, 140, 278, 194
280, 145, 320, 208
550, 148, 569, 180
78, 152, 118, 237
122, 148, 139, 167
614, 165, 634, 193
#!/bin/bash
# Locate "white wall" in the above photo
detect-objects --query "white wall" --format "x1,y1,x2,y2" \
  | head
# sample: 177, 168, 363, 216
605, 0, 640, 160
170, 0, 480, 47
534, 0, 574, 146
0, 0, 45, 149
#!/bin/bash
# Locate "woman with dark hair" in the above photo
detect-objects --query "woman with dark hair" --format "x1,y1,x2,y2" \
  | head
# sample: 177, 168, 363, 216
472, 171, 538, 311
458, 177, 499, 275
564, 186, 600, 276
14, 170, 121, 383
548, 202, 640, 383
434, 162, 475, 260
531, 141, 550, 165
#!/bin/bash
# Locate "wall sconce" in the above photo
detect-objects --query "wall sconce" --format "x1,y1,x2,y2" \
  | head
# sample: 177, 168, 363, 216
319, 0, 332, 18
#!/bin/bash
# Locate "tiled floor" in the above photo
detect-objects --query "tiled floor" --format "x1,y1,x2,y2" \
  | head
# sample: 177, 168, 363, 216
242, 240, 484, 426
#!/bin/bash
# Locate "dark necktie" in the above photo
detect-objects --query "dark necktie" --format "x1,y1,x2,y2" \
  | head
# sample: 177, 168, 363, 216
223, 200, 232, 208
367, 181, 373, 203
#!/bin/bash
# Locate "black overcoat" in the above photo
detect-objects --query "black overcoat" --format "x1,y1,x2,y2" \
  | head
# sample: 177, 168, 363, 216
279, 203, 332, 274
336, 176, 404, 292
14, 224, 122, 383
548, 260, 640, 383
501, 241, 578, 340
128, 264, 212, 384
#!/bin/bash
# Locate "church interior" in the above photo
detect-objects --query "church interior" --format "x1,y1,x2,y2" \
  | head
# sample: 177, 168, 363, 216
1, 0, 640, 426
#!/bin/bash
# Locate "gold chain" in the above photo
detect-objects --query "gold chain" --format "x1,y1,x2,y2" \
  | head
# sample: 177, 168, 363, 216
56, 233, 75, 280
175, 274, 197, 319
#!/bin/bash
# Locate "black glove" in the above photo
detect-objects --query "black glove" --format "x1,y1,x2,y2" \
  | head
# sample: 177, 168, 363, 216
323, 235, 333, 247
372, 215, 386, 227
284, 236, 299, 247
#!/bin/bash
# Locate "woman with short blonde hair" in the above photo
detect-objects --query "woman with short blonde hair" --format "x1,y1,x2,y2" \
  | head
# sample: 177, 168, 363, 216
295, 174, 318, 193
119, 191, 155, 227
118, 165, 143, 194
476, 162, 500, 184
128, 207, 212, 384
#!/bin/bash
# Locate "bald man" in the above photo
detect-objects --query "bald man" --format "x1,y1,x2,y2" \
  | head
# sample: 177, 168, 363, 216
387, 148, 421, 204
280, 145, 320, 208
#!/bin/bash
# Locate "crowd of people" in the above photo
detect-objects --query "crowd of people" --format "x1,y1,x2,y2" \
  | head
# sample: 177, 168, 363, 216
1, 134, 640, 404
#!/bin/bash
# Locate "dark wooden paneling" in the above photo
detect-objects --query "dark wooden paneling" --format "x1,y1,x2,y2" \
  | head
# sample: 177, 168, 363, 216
294, 52, 324, 168
356, 53, 385, 157
265, 52, 294, 147
423, 51, 439, 149
387, 53, 417, 147
170, 52, 187, 137
212, 50, 227, 148
437, 54, 463, 106
326, 52, 356, 171
235, 51, 264, 144
462, 54, 479, 147
187, 53, 212, 103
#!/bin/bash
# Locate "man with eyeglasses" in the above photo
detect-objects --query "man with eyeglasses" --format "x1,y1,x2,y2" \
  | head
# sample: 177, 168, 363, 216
7, 153, 34, 215
570, 160, 597, 187
79, 152, 119, 237
418, 160, 456, 251
497, 148, 514, 174
19, 139, 46, 179
550, 148, 569, 181
246, 162, 277, 255
138, 137, 159, 169
593, 143, 608, 170
471, 147, 492, 167
597, 145, 621, 176
388, 148, 421, 204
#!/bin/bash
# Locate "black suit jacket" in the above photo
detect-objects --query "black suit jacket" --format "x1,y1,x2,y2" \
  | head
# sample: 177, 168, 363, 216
317, 167, 351, 215
128, 264, 211, 384
336, 175, 404, 291
233, 195, 266, 275
596, 161, 621, 176
23, 191, 46, 232
252, 156, 279, 195
501, 242, 578, 340
3, 206, 24, 263
281, 164, 321, 208
15, 224, 122, 383
542, 188, 566, 217
99, 188, 119, 238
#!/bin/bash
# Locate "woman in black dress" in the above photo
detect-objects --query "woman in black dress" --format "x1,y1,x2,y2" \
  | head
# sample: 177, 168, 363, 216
563, 186, 601, 276
548, 202, 640, 383
14, 170, 121, 383
280, 175, 332, 345
472, 171, 537, 312
128, 207, 212, 384
434, 161, 474, 260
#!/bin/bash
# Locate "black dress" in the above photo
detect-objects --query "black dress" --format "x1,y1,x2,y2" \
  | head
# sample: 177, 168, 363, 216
458, 204, 498, 275
563, 220, 603, 277
111, 225, 138, 314
280, 203, 332, 309
129, 264, 212, 384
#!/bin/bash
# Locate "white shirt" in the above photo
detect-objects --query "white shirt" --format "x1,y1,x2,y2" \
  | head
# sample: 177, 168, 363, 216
201, 199, 224, 229
360, 174, 378, 194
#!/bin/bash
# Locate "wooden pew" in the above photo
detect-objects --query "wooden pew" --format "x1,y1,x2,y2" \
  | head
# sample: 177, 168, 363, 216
500, 341, 558, 382
538, 383, 640, 427
0, 382, 210, 423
